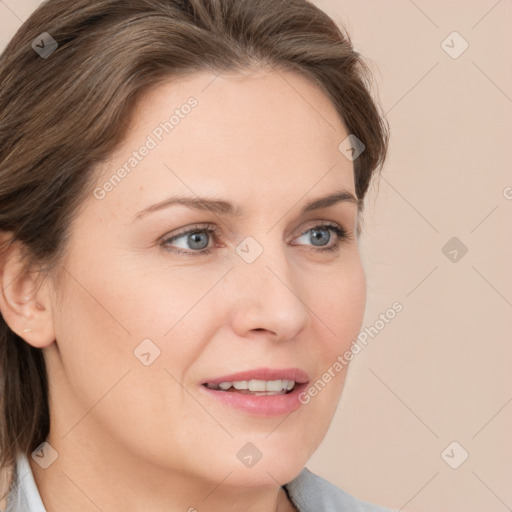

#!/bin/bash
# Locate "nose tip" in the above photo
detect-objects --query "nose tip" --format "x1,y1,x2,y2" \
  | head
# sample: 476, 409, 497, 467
228, 256, 310, 342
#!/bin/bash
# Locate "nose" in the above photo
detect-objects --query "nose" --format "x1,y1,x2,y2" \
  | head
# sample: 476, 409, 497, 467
226, 240, 310, 342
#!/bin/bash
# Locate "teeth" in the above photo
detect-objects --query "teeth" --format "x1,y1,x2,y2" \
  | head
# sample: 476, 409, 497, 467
264, 379, 282, 392
249, 379, 266, 391
207, 379, 296, 392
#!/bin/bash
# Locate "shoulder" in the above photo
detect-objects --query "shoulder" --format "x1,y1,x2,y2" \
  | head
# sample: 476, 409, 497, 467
284, 467, 397, 512
5, 452, 46, 512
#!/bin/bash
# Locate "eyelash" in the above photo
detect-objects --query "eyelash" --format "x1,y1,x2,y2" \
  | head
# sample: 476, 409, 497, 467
160, 222, 349, 256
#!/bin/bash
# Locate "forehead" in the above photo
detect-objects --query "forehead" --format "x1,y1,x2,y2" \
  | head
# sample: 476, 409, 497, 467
134, 66, 349, 150
91, 67, 355, 216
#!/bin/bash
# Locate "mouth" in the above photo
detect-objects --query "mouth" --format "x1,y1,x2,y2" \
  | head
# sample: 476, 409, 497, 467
199, 367, 309, 416
201, 367, 309, 393
202, 378, 297, 395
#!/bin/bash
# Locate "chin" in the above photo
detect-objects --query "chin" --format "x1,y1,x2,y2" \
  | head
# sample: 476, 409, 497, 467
204, 435, 316, 488
218, 457, 307, 489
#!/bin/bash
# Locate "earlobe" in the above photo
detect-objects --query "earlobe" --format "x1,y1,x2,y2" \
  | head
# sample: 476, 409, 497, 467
0, 238, 55, 348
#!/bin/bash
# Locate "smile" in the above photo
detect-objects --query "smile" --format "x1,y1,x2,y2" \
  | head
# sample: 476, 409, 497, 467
203, 379, 296, 395
200, 367, 309, 416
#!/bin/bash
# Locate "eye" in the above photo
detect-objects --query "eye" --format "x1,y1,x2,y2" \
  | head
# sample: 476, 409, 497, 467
159, 222, 349, 255
293, 223, 348, 252
160, 224, 218, 255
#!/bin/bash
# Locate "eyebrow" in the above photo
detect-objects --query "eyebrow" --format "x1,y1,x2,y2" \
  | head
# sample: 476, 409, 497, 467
134, 189, 359, 220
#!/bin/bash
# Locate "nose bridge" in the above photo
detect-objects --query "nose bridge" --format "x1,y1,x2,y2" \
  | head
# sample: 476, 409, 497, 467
227, 232, 310, 336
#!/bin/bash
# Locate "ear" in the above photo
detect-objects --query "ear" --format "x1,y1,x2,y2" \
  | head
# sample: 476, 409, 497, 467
0, 234, 55, 348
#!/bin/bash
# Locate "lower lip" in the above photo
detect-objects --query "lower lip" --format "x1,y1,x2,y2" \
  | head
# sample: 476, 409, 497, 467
200, 383, 308, 417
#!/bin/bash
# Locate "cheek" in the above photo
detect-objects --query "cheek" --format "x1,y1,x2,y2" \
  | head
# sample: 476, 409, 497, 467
51, 252, 219, 403
298, 258, 366, 422
312, 257, 366, 354
50, 276, 137, 434
50, 270, 201, 463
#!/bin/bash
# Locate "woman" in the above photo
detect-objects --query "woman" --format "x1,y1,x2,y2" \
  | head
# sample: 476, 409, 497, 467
0, 0, 392, 510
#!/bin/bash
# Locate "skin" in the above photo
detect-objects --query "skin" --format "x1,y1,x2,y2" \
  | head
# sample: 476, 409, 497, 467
0, 66, 366, 512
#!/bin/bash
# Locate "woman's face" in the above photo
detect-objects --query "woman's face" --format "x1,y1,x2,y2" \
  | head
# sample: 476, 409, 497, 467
44, 67, 366, 489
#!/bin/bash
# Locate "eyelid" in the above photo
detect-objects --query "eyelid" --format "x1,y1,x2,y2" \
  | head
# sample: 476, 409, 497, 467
159, 223, 219, 247
161, 223, 218, 240
297, 219, 342, 235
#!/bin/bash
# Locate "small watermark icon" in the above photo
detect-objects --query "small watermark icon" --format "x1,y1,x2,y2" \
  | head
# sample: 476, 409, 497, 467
339, 134, 365, 161
441, 441, 469, 469
441, 31, 469, 59
32, 32, 58, 58
441, 236, 468, 263
31, 441, 58, 469
134, 338, 161, 366
235, 236, 264, 263
236, 442, 263, 468
503, 186, 512, 200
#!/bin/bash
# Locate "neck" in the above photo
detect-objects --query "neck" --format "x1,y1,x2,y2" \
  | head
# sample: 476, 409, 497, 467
29, 430, 297, 512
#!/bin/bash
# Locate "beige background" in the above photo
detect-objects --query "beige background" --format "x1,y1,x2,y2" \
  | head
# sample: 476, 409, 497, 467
1, 1, 511, 511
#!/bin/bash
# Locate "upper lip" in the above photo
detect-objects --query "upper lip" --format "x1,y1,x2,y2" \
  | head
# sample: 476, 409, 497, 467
202, 367, 309, 385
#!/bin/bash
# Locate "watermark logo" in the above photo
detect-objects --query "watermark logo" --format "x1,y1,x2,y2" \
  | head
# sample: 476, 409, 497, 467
339, 134, 365, 161
298, 301, 403, 404
133, 338, 161, 366
441, 236, 468, 263
441, 441, 469, 469
93, 97, 198, 200
236, 236, 264, 263
441, 31, 469, 59
31, 441, 58, 469
32, 32, 58, 58
236, 442, 263, 468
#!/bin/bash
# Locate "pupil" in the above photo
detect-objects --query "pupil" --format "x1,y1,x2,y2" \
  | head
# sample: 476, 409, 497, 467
311, 228, 329, 246
189, 232, 208, 250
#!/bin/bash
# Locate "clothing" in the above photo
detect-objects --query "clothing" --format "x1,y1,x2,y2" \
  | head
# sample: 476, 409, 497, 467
284, 467, 396, 511
6, 451, 396, 511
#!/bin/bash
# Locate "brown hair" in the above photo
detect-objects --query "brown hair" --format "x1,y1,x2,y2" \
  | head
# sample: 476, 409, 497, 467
0, 0, 389, 501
